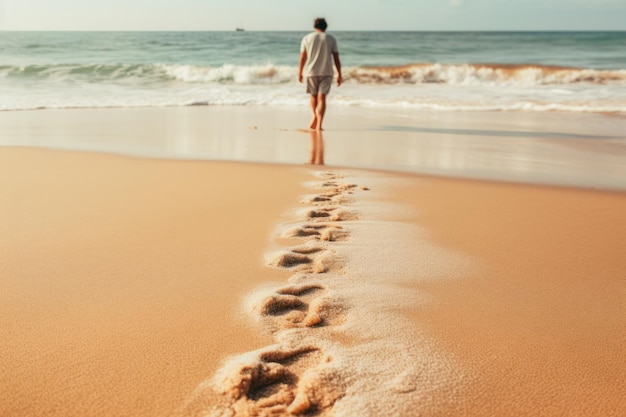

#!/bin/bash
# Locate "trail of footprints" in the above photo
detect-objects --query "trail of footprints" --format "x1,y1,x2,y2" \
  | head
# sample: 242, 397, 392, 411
210, 172, 368, 417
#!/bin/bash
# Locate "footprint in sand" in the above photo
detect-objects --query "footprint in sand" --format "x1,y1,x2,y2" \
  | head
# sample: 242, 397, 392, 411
300, 191, 351, 205
283, 223, 349, 242
315, 175, 369, 194
268, 246, 335, 273
214, 345, 344, 416
194, 171, 370, 417
302, 194, 333, 203
306, 207, 357, 222
254, 283, 344, 329
316, 171, 344, 181
321, 181, 357, 191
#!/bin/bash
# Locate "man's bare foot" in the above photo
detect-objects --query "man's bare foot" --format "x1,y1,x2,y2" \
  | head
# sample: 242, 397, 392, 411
309, 118, 318, 129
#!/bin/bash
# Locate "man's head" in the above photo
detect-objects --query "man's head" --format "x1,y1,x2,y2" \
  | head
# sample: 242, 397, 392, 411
313, 18, 328, 32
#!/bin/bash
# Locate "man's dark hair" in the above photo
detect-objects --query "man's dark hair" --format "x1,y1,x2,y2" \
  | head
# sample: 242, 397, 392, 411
314, 18, 328, 31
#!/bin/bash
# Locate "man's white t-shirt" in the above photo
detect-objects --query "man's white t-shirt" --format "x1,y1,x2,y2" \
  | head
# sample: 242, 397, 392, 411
300, 31, 338, 77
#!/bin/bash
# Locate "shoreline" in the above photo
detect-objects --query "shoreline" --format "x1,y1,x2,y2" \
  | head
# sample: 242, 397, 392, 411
1, 106, 625, 191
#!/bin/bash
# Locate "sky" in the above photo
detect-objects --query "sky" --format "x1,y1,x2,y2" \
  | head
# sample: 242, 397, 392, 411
0, 0, 625, 31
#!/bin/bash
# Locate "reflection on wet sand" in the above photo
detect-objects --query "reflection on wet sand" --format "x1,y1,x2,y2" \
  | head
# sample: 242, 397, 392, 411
2, 107, 624, 190
309, 130, 325, 165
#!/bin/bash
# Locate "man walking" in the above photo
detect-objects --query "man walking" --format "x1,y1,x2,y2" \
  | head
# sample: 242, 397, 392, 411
298, 18, 342, 131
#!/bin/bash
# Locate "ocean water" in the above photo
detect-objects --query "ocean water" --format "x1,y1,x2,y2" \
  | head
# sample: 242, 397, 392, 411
1, 31, 625, 113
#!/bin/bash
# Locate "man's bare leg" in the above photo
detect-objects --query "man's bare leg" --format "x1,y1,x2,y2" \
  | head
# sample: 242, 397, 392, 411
309, 95, 318, 129
315, 93, 327, 131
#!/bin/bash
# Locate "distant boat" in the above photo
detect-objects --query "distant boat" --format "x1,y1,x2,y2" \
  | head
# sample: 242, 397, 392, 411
235, 27, 245, 32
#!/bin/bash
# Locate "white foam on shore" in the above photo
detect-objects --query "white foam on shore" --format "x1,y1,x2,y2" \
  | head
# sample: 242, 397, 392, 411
180, 170, 474, 416
3, 63, 626, 114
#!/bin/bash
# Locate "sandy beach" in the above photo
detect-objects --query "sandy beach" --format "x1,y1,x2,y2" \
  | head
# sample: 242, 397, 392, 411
2, 107, 626, 416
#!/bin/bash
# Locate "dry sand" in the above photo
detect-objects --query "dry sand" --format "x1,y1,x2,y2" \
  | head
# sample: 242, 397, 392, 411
0, 147, 311, 417
394, 176, 626, 416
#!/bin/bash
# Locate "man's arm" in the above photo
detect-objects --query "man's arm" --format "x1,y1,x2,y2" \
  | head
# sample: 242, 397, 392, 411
333, 51, 342, 86
298, 51, 307, 83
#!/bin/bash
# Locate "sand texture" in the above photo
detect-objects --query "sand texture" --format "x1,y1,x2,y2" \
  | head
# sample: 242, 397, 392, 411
2, 145, 625, 416
182, 168, 626, 416
395, 175, 626, 416
0, 148, 310, 417
181, 170, 467, 417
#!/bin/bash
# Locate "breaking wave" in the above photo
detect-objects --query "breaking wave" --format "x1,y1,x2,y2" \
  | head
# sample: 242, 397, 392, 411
2, 62, 625, 114
159, 63, 295, 84
2, 62, 625, 86
346, 63, 626, 86
0, 63, 165, 83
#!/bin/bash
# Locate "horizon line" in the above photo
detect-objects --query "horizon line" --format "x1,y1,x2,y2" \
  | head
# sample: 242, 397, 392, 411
1, 29, 625, 32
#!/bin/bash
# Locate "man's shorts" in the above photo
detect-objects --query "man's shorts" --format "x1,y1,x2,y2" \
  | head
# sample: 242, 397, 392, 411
306, 76, 332, 96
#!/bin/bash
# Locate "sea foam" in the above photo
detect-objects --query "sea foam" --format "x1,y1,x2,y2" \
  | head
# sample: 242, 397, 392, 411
6, 62, 623, 86
347, 63, 626, 86
2, 63, 626, 113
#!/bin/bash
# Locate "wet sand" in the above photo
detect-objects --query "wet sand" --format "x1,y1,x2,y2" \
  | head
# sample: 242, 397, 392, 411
1, 106, 625, 190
